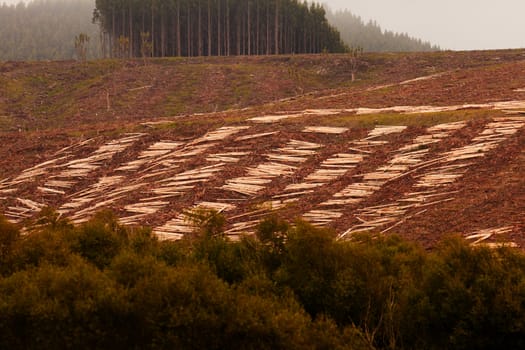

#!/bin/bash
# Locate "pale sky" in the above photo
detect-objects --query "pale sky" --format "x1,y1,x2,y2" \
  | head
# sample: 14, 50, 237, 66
323, 0, 525, 50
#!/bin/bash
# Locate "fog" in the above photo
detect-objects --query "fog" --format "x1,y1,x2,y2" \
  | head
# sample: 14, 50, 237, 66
3, 0, 524, 50
323, 0, 525, 50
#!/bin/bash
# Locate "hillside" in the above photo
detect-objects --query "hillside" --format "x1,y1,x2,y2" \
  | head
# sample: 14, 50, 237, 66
1, 49, 525, 248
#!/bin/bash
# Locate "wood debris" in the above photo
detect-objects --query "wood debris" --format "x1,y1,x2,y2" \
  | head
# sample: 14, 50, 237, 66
153, 214, 195, 240
116, 141, 181, 172
303, 210, 343, 225
465, 226, 514, 245
366, 125, 407, 137
249, 100, 525, 123
249, 113, 303, 123
3, 106, 525, 238
125, 201, 170, 215
480, 242, 519, 248
303, 126, 348, 134
152, 202, 235, 240
40, 133, 144, 196
195, 201, 236, 212
4, 198, 45, 223
140, 126, 249, 176
2, 137, 98, 192
353, 100, 525, 115
248, 109, 353, 123
189, 126, 250, 145
9, 156, 70, 185
305, 121, 467, 227
153, 163, 225, 196
222, 139, 321, 196
122, 138, 251, 221
235, 131, 278, 141
276, 125, 407, 211
225, 220, 259, 236
58, 176, 125, 214
339, 118, 524, 238
207, 152, 249, 163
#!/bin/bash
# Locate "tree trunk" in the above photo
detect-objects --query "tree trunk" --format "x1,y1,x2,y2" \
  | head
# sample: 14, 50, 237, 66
274, 0, 279, 55
236, 8, 240, 56
187, 2, 191, 56
265, 1, 269, 55
256, 0, 259, 55
198, 3, 202, 56
111, 7, 115, 57
151, 0, 155, 56
247, 1, 251, 55
207, 0, 211, 56
129, 5, 133, 57
217, 0, 221, 56
176, 1, 181, 56
225, 0, 231, 56
161, 11, 165, 57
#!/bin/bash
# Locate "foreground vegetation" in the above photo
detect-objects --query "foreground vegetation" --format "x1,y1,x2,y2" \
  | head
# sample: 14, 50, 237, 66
1, 210, 525, 349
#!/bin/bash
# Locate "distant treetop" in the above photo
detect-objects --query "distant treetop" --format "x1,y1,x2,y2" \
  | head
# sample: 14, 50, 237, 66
0, 0, 100, 61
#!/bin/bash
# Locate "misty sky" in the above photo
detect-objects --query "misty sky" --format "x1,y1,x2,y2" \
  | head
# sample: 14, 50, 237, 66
323, 0, 525, 50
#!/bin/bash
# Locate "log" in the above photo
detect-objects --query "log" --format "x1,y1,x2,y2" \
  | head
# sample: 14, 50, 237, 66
235, 131, 278, 141
302, 126, 348, 134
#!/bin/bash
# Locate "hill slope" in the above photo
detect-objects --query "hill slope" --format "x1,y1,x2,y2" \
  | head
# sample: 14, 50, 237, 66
1, 50, 525, 248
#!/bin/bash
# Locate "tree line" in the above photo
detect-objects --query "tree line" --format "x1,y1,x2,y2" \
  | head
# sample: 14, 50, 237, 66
1, 209, 525, 349
0, 0, 442, 61
326, 9, 440, 52
92, 0, 348, 58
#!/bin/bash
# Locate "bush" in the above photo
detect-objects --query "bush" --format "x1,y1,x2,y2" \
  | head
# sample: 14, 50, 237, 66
2, 210, 525, 349
0, 257, 130, 350
0, 215, 20, 275
68, 211, 129, 269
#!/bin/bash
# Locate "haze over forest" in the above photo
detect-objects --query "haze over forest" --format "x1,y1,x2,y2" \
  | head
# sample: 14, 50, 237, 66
0, 0, 439, 61
2, 0, 524, 51
322, 0, 525, 50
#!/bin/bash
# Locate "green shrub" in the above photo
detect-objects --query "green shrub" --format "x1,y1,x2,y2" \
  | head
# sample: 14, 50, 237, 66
2, 210, 525, 349
0, 215, 20, 274
68, 211, 129, 269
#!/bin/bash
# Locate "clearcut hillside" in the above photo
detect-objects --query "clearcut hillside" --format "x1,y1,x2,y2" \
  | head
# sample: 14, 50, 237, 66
1, 49, 525, 248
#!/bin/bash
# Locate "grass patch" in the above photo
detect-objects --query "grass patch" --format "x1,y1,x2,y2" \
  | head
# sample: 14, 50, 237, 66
307, 109, 497, 129
0, 115, 15, 130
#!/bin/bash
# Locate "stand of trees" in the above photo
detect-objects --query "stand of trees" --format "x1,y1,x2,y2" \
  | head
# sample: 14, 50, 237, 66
326, 9, 440, 52
92, 0, 348, 58
2, 210, 525, 349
